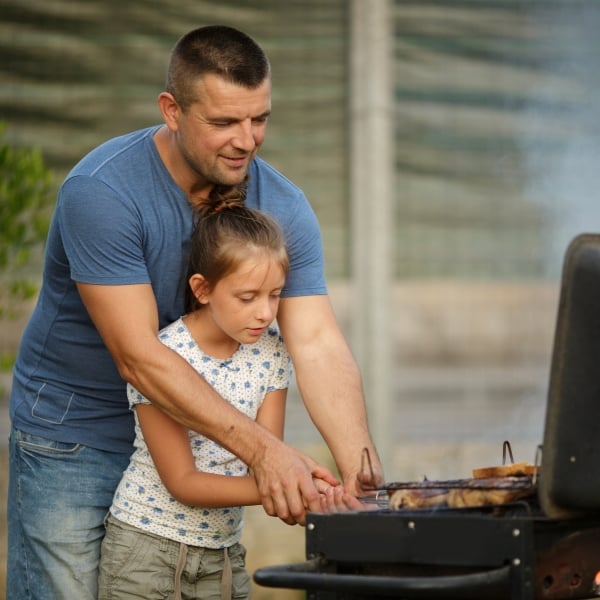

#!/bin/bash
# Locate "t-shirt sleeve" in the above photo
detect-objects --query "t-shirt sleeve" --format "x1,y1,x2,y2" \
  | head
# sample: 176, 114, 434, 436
266, 332, 293, 393
279, 191, 328, 298
58, 175, 151, 285
127, 382, 152, 409
247, 161, 328, 297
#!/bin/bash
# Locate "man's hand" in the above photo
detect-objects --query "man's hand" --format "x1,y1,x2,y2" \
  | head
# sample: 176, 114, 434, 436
250, 438, 339, 525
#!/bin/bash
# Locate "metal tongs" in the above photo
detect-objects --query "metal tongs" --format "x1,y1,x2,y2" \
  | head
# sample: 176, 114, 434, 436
356, 447, 389, 506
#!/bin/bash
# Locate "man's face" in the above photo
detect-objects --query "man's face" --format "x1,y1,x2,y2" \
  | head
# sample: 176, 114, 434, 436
174, 73, 271, 188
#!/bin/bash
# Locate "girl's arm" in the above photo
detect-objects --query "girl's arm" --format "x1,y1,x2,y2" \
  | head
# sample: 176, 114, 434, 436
255, 386, 286, 439
136, 387, 287, 508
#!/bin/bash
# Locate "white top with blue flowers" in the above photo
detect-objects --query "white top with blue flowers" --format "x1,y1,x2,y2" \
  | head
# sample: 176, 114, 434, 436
109, 317, 291, 548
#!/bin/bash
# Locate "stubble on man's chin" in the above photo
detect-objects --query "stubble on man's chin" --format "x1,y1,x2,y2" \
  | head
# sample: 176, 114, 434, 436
212, 167, 251, 188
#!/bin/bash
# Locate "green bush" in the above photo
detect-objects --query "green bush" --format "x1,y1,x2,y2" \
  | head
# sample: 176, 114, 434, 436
0, 123, 55, 318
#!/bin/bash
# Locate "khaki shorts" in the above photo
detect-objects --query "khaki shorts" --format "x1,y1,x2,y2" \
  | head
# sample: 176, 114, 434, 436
99, 514, 251, 600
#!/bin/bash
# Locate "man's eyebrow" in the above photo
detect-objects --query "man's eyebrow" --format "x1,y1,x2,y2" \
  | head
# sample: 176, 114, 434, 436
207, 110, 271, 123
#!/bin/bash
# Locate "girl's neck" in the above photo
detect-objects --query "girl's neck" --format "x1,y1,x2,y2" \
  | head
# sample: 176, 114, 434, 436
182, 311, 240, 360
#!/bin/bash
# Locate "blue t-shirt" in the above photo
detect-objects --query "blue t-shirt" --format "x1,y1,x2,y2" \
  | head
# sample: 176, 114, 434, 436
10, 126, 326, 453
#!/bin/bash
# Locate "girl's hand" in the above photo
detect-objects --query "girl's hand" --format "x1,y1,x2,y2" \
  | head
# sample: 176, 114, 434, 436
321, 485, 374, 512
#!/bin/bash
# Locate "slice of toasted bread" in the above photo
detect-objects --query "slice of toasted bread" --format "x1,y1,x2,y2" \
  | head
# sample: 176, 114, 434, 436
472, 462, 536, 478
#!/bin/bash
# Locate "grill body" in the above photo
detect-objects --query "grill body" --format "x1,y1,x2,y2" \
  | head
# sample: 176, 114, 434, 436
255, 508, 600, 599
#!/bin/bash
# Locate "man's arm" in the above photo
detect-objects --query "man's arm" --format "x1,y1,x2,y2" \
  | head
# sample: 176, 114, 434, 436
134, 386, 287, 507
77, 282, 338, 523
277, 294, 385, 493
136, 402, 263, 506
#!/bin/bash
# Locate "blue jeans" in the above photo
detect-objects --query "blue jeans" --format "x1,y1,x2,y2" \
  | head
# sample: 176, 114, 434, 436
7, 426, 131, 600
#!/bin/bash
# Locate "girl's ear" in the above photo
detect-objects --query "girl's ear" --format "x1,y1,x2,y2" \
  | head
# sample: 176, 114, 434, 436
189, 274, 210, 304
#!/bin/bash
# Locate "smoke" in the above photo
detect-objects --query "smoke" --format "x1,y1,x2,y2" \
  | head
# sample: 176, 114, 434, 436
522, 1, 600, 275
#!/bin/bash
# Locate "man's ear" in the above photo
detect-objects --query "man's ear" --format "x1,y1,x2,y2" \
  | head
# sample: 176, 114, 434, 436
157, 92, 181, 131
189, 273, 210, 304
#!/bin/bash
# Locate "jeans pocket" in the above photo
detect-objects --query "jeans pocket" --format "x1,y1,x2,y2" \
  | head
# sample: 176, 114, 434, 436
15, 429, 81, 455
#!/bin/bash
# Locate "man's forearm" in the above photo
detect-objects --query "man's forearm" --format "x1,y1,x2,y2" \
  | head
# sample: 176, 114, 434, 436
278, 294, 384, 488
123, 338, 271, 467
295, 341, 379, 481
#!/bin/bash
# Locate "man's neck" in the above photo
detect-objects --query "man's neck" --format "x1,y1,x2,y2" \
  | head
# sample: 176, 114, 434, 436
152, 125, 213, 206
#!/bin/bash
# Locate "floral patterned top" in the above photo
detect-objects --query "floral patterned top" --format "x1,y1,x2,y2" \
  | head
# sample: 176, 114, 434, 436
109, 317, 291, 548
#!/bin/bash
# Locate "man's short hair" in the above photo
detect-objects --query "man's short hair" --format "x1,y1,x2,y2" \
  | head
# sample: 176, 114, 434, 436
166, 25, 271, 110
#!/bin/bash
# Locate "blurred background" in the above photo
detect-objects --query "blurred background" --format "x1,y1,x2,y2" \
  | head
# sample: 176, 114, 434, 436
2, 0, 600, 598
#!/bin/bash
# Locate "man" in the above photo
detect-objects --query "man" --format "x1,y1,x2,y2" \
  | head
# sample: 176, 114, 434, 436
7, 25, 383, 599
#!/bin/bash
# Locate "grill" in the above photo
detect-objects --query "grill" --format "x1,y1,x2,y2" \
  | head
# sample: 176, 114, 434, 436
253, 233, 600, 600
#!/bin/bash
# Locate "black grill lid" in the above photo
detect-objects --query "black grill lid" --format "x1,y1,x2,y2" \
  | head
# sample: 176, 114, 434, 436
540, 233, 600, 518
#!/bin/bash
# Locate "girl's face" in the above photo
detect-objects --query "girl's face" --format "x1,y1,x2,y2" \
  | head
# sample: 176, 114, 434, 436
193, 252, 286, 347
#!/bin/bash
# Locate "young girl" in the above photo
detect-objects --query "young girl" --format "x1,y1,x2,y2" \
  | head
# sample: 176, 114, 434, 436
98, 184, 291, 600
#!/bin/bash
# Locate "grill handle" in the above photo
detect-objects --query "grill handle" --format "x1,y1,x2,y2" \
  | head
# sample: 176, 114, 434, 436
254, 559, 512, 598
